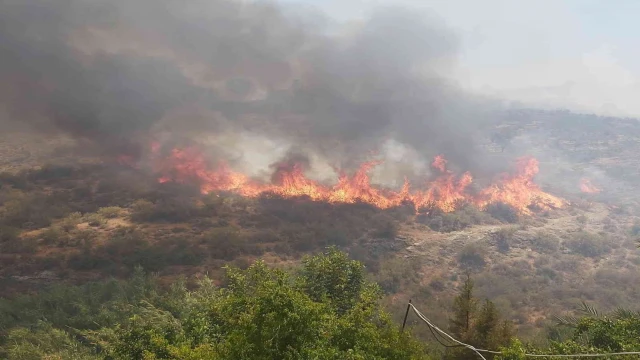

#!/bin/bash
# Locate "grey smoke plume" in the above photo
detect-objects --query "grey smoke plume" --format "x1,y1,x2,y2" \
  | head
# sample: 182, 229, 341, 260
0, 0, 503, 179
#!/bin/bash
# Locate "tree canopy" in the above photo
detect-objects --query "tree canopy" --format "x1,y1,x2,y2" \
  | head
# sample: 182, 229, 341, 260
0, 248, 430, 360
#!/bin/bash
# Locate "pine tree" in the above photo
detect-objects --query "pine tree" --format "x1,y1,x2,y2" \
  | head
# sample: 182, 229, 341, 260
474, 299, 501, 348
472, 300, 514, 359
450, 274, 477, 341
447, 275, 514, 360
445, 274, 479, 360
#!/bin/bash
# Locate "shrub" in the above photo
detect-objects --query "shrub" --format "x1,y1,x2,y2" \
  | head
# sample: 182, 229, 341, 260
370, 215, 398, 239
564, 231, 611, 258
458, 243, 487, 270
201, 227, 253, 260
536, 267, 558, 281
97, 206, 124, 219
324, 228, 350, 247
40, 227, 69, 246
0, 225, 20, 243
494, 227, 517, 253
0, 236, 38, 254
419, 205, 497, 233
72, 229, 98, 249
130, 198, 200, 223
129, 200, 156, 222
530, 231, 560, 254
420, 212, 471, 232
59, 212, 83, 232
71, 227, 206, 273
429, 279, 446, 292
1, 195, 70, 229
374, 257, 422, 294
83, 213, 107, 227
485, 202, 519, 223
576, 214, 588, 225
3, 322, 98, 360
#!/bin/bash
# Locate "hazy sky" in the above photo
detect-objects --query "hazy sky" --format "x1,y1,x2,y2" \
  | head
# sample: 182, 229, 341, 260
288, 0, 640, 118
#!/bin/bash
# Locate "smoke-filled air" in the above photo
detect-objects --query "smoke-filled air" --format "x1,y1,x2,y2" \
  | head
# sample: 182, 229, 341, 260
4, 2, 640, 359
0, 0, 565, 214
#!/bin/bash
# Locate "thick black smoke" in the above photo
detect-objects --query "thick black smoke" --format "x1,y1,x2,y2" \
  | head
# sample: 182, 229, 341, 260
0, 0, 503, 176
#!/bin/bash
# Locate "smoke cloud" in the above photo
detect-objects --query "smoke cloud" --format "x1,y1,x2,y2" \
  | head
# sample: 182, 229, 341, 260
0, 0, 504, 183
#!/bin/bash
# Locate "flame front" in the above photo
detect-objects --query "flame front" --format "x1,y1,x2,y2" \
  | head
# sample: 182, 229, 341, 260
475, 157, 566, 214
148, 146, 565, 215
579, 178, 601, 194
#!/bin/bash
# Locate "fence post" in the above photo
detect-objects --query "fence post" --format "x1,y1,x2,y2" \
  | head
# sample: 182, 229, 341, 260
402, 299, 412, 332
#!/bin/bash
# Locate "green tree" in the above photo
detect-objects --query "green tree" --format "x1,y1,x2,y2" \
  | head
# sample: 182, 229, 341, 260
446, 276, 513, 360
106, 249, 430, 359
298, 247, 370, 314
497, 305, 640, 360
474, 300, 513, 351
449, 275, 477, 341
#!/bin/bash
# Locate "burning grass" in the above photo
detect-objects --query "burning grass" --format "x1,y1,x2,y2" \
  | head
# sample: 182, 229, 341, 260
148, 144, 566, 215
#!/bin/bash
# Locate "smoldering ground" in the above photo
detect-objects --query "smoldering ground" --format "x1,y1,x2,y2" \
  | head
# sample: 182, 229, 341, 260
0, 0, 506, 184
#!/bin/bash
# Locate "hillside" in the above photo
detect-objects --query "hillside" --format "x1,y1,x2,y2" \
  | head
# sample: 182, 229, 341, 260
1, 109, 640, 348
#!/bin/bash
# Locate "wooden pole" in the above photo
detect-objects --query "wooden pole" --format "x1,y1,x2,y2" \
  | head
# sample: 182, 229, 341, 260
402, 299, 412, 332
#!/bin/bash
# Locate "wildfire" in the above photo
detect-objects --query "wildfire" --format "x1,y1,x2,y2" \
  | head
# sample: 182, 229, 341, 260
146, 145, 565, 215
407, 155, 473, 212
579, 178, 601, 194
474, 157, 566, 215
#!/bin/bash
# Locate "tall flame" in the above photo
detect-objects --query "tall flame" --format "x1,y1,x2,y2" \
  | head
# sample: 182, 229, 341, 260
475, 157, 565, 214
147, 145, 564, 215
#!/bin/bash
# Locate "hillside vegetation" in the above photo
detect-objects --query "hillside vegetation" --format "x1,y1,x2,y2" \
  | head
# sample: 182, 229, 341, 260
2, 109, 640, 358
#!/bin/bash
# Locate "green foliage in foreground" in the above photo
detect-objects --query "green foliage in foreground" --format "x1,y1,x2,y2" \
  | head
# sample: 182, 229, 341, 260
0, 248, 430, 360
496, 309, 640, 360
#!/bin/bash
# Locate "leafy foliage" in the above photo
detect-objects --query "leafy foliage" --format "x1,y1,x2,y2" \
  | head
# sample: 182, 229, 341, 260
0, 249, 430, 360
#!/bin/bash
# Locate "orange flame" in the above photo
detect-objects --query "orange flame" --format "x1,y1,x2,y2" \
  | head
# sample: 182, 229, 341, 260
475, 157, 566, 214
149, 145, 564, 215
579, 178, 601, 194
407, 155, 473, 212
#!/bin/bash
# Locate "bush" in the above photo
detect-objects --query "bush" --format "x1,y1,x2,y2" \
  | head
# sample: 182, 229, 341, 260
419, 205, 496, 233
1, 195, 70, 229
485, 202, 519, 223
374, 257, 422, 294
576, 214, 588, 225
83, 213, 107, 227
129, 200, 156, 222
40, 227, 69, 246
458, 243, 487, 270
0, 236, 38, 254
0, 225, 20, 243
201, 227, 254, 260
564, 231, 611, 258
494, 227, 517, 253
420, 212, 472, 232
370, 215, 398, 239
98, 206, 124, 219
130, 198, 200, 223
69, 227, 207, 273
530, 231, 560, 254
324, 228, 350, 247
59, 212, 83, 232
3, 322, 99, 360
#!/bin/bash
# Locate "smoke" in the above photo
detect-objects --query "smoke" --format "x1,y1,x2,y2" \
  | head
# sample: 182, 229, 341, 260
0, 0, 503, 181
